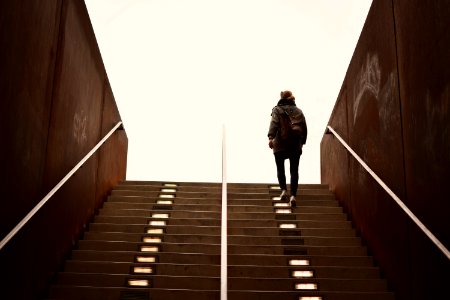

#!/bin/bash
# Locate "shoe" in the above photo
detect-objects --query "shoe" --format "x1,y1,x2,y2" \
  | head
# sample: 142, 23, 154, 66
280, 190, 288, 201
289, 196, 297, 208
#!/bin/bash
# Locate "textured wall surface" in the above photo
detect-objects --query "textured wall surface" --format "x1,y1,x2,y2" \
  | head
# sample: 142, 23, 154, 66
0, 1, 127, 299
321, 0, 450, 299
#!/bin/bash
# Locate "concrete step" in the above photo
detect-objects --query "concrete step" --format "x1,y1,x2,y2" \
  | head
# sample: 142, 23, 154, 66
70, 250, 220, 264
102, 201, 221, 211
228, 235, 362, 246
111, 190, 222, 199
228, 227, 357, 237
228, 219, 352, 229
229, 212, 346, 221
64, 261, 220, 276
77, 240, 220, 254
229, 198, 338, 206
93, 215, 221, 226
63, 261, 381, 280
228, 265, 382, 279
77, 238, 366, 256
56, 272, 219, 289
228, 277, 388, 292
98, 208, 221, 219
111, 189, 334, 200
118, 181, 330, 190
228, 244, 367, 256
84, 232, 220, 244
98, 204, 343, 216
49, 286, 394, 300
88, 223, 221, 234
69, 250, 375, 268
49, 285, 220, 300
108, 195, 221, 205
227, 290, 395, 300
94, 213, 347, 225
229, 205, 343, 213
106, 195, 337, 206
228, 254, 375, 267
56, 272, 387, 292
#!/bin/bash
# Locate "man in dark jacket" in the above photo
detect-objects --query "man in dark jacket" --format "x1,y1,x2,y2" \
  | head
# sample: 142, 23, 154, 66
267, 90, 307, 207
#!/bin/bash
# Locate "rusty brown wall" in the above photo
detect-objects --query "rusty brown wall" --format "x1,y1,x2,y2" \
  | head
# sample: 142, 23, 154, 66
0, 1, 127, 299
321, 0, 450, 299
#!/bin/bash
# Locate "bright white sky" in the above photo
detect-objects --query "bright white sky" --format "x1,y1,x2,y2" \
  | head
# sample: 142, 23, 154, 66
85, 0, 372, 184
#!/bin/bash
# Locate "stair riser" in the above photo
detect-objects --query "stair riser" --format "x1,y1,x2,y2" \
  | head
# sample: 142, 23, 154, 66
84, 232, 221, 243
98, 208, 221, 219
228, 278, 388, 292
227, 227, 357, 237
88, 223, 221, 234
228, 254, 374, 267
57, 273, 219, 289
114, 184, 331, 194
77, 241, 221, 254
50, 286, 220, 300
64, 262, 220, 276
71, 250, 220, 264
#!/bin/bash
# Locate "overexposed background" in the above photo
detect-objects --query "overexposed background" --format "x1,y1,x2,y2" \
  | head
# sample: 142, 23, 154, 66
85, 0, 372, 184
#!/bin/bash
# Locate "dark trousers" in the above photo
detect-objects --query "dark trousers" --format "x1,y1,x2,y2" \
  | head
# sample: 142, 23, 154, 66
274, 149, 302, 196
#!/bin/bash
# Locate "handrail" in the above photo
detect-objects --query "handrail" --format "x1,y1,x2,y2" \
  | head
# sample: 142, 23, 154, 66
0, 121, 124, 251
326, 125, 450, 260
221, 124, 228, 300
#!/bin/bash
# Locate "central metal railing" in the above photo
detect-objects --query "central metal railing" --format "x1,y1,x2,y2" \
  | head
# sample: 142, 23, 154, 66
326, 125, 450, 260
221, 124, 228, 300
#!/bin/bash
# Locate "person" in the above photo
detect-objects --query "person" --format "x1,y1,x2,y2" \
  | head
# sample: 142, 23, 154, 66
267, 90, 307, 207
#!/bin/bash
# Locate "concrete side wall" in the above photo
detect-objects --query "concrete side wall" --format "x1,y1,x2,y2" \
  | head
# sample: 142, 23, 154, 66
320, 0, 450, 299
0, 1, 127, 298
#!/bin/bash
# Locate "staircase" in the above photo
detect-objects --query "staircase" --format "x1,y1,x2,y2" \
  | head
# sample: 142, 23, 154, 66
47, 181, 395, 300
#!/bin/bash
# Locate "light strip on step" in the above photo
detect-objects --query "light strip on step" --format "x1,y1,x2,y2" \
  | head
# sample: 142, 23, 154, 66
140, 246, 159, 252
270, 186, 281, 190
157, 200, 173, 205
163, 183, 178, 187
158, 194, 175, 198
289, 259, 310, 266
292, 270, 314, 278
299, 297, 322, 300
151, 213, 169, 219
295, 283, 318, 290
280, 223, 297, 229
128, 279, 150, 287
147, 228, 164, 234
133, 266, 153, 274
149, 221, 166, 226
136, 256, 156, 263
275, 208, 292, 214
142, 237, 161, 243
274, 202, 290, 207
160, 188, 177, 193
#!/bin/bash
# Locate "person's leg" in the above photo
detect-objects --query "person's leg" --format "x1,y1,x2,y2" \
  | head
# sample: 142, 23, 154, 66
288, 150, 302, 197
274, 152, 287, 192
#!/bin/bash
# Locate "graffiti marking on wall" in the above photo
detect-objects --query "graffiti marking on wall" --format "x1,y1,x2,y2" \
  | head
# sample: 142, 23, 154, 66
73, 110, 87, 145
353, 53, 381, 124
378, 71, 397, 134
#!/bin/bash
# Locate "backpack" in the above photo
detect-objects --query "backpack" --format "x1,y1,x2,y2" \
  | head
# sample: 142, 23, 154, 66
279, 108, 305, 141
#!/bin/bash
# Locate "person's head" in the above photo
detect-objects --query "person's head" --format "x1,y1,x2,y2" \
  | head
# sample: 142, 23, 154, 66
280, 90, 295, 101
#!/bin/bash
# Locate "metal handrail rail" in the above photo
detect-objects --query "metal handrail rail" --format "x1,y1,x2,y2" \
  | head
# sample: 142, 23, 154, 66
220, 124, 228, 300
326, 125, 450, 260
0, 121, 124, 251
